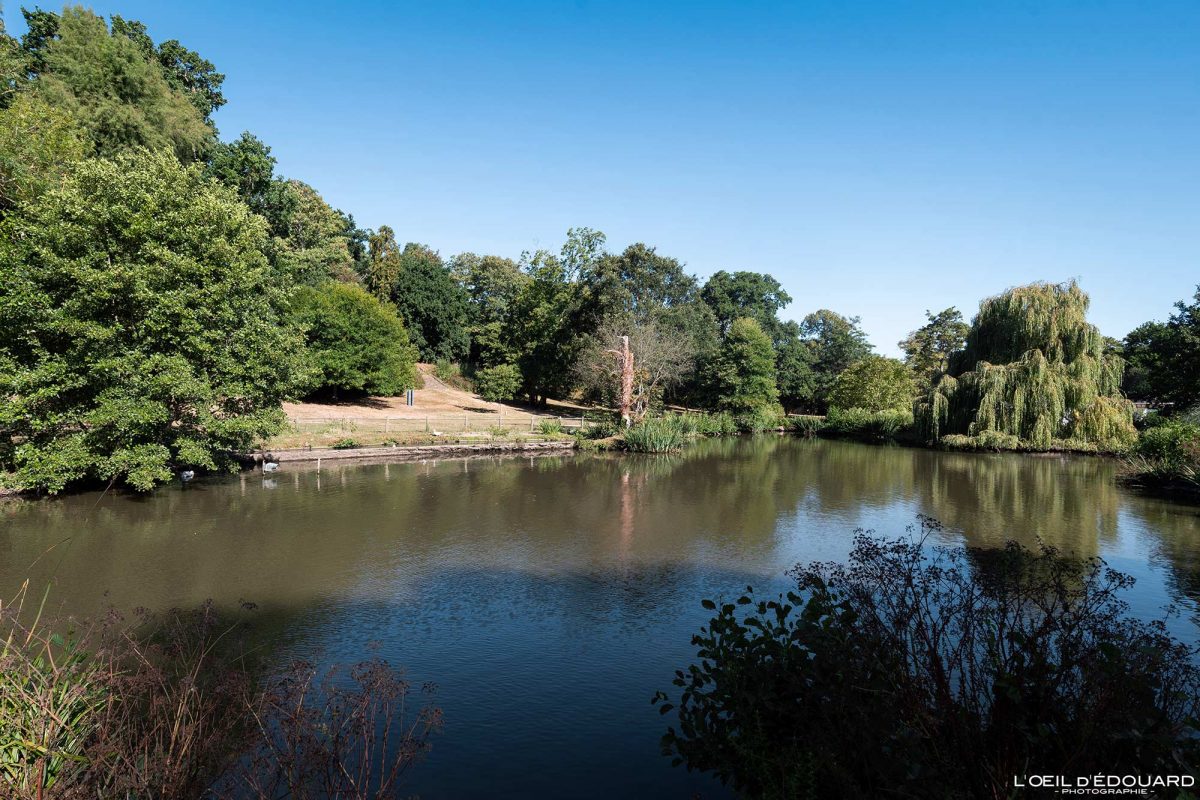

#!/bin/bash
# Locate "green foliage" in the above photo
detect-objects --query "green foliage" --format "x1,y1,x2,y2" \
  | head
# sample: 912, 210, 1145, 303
774, 321, 817, 410
1124, 422, 1200, 491
0, 24, 25, 109
29, 8, 213, 161
828, 355, 916, 413
109, 15, 226, 120
203, 131, 293, 231
939, 430, 1025, 452
916, 282, 1137, 452
290, 282, 417, 398
273, 180, 358, 284
0, 92, 86, 209
474, 364, 522, 402
656, 525, 1200, 798
701, 270, 791, 335
1, 599, 440, 797
450, 252, 530, 368
390, 243, 471, 362
734, 404, 786, 433
799, 309, 873, 411
0, 625, 106, 791
898, 307, 968, 381
0, 150, 307, 493
708, 318, 779, 413
366, 224, 402, 300
330, 437, 361, 449
1136, 421, 1200, 463
508, 246, 588, 405
622, 416, 688, 452
787, 414, 824, 436
1122, 285, 1200, 409
537, 418, 564, 435
822, 407, 914, 441
587, 242, 700, 321
692, 411, 738, 437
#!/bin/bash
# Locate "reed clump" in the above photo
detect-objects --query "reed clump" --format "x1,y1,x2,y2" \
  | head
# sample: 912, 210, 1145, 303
0, 587, 441, 799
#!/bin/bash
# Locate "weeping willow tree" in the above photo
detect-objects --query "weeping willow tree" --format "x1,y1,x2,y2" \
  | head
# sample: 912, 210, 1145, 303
915, 281, 1136, 451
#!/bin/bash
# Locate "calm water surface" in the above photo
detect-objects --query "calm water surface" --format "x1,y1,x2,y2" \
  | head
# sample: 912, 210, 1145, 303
3, 437, 1199, 798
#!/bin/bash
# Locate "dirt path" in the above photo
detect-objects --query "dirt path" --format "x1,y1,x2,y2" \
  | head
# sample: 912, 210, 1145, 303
283, 364, 589, 422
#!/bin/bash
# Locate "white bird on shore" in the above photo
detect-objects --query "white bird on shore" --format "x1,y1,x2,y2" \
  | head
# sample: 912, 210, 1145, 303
263, 461, 279, 472
431, 430, 444, 437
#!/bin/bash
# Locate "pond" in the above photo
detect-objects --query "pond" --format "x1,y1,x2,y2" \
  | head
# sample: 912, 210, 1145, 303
3, 437, 1199, 798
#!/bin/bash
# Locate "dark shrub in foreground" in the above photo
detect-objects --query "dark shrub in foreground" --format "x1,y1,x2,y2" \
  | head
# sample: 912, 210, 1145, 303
655, 518, 1200, 799
1, 594, 440, 799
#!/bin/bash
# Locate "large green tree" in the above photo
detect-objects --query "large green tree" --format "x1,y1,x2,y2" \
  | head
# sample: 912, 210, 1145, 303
450, 252, 529, 368
916, 281, 1136, 450
366, 225, 402, 301
109, 15, 225, 121
774, 320, 817, 411
508, 247, 587, 405
290, 281, 417, 398
800, 309, 873, 411
0, 151, 308, 493
899, 307, 969, 382
26, 7, 213, 161
1122, 286, 1200, 410
587, 242, 699, 321
204, 131, 295, 232
389, 243, 471, 362
828, 356, 916, 412
701, 270, 792, 336
708, 317, 779, 413
0, 92, 85, 210
273, 179, 359, 284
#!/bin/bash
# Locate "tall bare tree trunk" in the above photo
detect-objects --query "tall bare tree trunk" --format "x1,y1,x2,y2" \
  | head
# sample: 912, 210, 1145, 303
619, 335, 634, 427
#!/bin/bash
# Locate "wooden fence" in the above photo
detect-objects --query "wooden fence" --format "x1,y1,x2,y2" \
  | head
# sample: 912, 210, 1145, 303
287, 413, 588, 434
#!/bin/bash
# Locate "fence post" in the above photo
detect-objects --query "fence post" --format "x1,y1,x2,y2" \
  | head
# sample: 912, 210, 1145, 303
385, 417, 390, 433
530, 415, 535, 432
465, 413, 469, 430
425, 416, 429, 432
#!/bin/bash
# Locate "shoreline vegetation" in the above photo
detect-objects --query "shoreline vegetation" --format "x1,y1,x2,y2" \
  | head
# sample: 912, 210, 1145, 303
0, 587, 442, 798
0, 8, 1197, 501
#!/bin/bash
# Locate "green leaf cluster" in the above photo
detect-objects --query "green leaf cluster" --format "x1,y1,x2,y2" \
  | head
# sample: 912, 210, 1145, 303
290, 282, 418, 398
0, 151, 308, 492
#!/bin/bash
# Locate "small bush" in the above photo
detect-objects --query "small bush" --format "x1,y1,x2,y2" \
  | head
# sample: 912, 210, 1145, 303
474, 364, 522, 402
693, 412, 737, 437
330, 438, 360, 450
623, 417, 688, 453
822, 407, 913, 441
787, 415, 825, 437
537, 418, 564, 435
578, 419, 619, 440
1123, 422, 1200, 492
734, 405, 785, 434
656, 519, 1200, 799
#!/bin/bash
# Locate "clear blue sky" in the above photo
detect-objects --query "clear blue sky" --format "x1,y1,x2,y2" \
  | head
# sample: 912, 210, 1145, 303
9, 1, 1199, 353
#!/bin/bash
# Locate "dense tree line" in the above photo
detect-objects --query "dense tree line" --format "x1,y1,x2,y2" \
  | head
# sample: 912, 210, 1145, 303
2, 6, 1196, 493
0, 6, 880, 492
